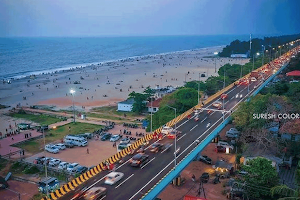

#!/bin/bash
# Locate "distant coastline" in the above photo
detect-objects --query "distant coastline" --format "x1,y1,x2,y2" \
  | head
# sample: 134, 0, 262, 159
0, 35, 253, 80
3, 45, 225, 81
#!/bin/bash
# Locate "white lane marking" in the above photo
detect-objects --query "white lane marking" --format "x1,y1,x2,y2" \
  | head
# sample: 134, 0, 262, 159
177, 133, 186, 141
99, 195, 106, 200
115, 173, 134, 189
177, 119, 189, 128
116, 159, 130, 170
141, 157, 156, 169
161, 144, 173, 153
129, 157, 174, 200
190, 124, 198, 132
200, 117, 207, 123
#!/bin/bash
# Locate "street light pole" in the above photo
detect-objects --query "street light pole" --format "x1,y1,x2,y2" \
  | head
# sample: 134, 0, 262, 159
43, 128, 49, 197
166, 105, 177, 168
70, 89, 75, 123
198, 73, 200, 105
214, 52, 218, 73
150, 97, 153, 133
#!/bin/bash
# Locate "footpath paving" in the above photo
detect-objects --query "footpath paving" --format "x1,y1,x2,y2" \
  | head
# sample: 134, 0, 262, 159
0, 130, 42, 157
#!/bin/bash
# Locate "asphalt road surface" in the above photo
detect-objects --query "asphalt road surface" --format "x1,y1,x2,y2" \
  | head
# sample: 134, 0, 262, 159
62, 63, 283, 200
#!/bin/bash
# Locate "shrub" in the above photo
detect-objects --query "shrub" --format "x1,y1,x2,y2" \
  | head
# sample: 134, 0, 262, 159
23, 165, 40, 174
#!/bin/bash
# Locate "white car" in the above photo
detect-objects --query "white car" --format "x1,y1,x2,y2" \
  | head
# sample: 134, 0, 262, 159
45, 145, 60, 154
250, 77, 257, 82
67, 163, 79, 173
110, 135, 120, 142
58, 162, 69, 170
49, 159, 61, 167
226, 128, 240, 135
194, 108, 203, 115
161, 126, 173, 135
212, 101, 222, 108
217, 141, 234, 150
54, 143, 66, 150
120, 138, 130, 144
104, 172, 124, 185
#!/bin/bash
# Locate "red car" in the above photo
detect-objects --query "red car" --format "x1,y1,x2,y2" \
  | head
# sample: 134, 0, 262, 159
167, 130, 182, 139
220, 93, 228, 100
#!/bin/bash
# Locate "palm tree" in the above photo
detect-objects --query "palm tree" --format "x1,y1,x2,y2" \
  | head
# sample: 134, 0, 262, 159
270, 185, 300, 200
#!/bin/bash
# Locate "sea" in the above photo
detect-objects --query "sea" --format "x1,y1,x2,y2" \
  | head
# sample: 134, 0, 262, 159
0, 35, 257, 80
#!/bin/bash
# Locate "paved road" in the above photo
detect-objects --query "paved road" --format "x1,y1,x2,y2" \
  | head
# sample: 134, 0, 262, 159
60, 57, 290, 200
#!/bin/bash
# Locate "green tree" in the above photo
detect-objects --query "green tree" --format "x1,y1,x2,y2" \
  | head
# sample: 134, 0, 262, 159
128, 91, 147, 114
243, 157, 279, 199
270, 185, 300, 200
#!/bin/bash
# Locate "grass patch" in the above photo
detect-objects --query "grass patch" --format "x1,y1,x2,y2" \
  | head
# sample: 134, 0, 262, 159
32, 193, 45, 200
9, 113, 62, 125
90, 105, 142, 118
15, 123, 102, 154
87, 113, 122, 121
15, 140, 41, 154
0, 158, 9, 171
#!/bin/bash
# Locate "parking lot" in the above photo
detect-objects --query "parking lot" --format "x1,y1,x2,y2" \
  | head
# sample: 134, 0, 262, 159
25, 124, 147, 172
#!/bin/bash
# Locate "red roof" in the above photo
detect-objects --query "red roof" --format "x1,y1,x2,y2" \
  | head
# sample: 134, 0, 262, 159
184, 195, 208, 200
286, 70, 300, 76
146, 98, 162, 108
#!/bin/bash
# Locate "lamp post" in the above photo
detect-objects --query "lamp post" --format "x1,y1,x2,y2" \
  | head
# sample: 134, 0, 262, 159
261, 45, 265, 66
214, 52, 218, 73
222, 65, 225, 120
70, 89, 75, 123
150, 97, 153, 133
43, 128, 49, 197
278, 46, 281, 57
198, 73, 200, 105
252, 52, 259, 71
166, 105, 177, 168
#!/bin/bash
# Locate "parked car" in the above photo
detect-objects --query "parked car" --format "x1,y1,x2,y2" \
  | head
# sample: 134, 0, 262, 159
38, 177, 59, 194
129, 153, 149, 167
58, 162, 69, 170
226, 128, 240, 135
82, 187, 107, 200
67, 163, 79, 173
76, 166, 88, 174
120, 138, 130, 144
64, 142, 75, 148
45, 145, 59, 154
161, 126, 173, 135
34, 156, 45, 165
217, 141, 234, 150
104, 172, 124, 185
215, 145, 226, 153
49, 159, 61, 167
198, 155, 212, 164
225, 132, 239, 138
54, 143, 66, 150
150, 143, 164, 153
101, 133, 112, 141
110, 135, 120, 142
200, 173, 209, 183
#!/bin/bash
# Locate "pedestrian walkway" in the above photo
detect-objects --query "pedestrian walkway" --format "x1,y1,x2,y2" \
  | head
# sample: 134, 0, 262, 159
0, 130, 42, 156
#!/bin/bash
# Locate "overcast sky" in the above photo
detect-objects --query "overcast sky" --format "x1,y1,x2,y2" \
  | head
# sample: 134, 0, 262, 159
1, 0, 299, 37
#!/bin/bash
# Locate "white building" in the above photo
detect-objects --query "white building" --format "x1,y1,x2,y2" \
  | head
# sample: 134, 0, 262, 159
230, 54, 248, 58
117, 98, 135, 112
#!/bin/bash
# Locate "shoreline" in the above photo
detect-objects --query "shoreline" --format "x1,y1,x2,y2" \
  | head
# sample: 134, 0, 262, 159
0, 45, 249, 114
2, 45, 225, 81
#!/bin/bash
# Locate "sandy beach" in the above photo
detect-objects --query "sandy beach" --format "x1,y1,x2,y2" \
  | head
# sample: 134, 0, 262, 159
0, 46, 248, 111
0, 46, 249, 135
